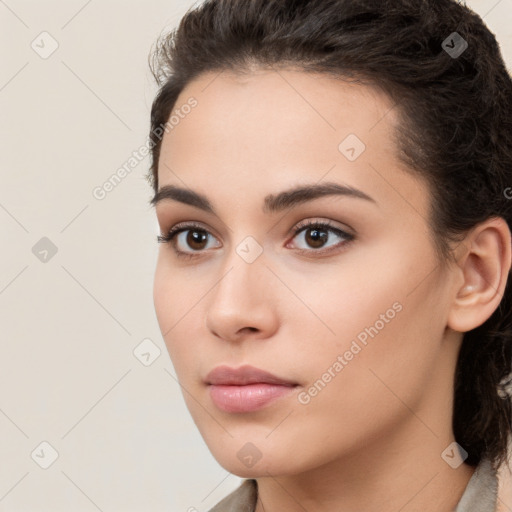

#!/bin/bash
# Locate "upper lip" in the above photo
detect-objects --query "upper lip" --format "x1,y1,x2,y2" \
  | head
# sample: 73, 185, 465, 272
205, 365, 297, 386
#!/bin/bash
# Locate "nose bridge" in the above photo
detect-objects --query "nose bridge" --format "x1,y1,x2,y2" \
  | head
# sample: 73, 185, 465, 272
215, 234, 268, 306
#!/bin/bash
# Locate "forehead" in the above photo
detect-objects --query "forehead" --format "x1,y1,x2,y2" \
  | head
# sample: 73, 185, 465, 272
159, 68, 398, 165
156, 68, 427, 221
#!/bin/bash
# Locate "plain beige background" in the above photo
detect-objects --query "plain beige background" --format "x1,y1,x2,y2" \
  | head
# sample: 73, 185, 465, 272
0, 0, 511, 510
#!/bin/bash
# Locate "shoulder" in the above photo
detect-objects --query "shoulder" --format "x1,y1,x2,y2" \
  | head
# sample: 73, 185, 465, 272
208, 479, 258, 512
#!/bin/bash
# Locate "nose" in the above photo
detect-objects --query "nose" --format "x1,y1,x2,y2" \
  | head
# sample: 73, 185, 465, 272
205, 246, 279, 343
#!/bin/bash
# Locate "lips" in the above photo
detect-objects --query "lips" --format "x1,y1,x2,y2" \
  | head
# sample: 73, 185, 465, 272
205, 365, 299, 413
205, 364, 298, 386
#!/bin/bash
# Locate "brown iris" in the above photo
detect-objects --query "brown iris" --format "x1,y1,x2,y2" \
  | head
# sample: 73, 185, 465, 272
304, 227, 328, 249
186, 230, 208, 250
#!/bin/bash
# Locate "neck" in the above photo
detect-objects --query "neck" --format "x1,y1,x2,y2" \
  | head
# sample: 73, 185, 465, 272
254, 424, 476, 512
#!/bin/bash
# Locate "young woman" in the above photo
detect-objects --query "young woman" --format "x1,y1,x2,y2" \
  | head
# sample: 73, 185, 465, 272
147, 0, 512, 510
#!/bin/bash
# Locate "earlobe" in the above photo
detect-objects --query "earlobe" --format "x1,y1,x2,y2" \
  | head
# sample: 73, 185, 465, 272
447, 217, 512, 333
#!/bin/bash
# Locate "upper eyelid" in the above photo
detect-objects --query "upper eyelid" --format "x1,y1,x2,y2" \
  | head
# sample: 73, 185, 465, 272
166, 218, 350, 235
290, 218, 354, 236
168, 221, 221, 240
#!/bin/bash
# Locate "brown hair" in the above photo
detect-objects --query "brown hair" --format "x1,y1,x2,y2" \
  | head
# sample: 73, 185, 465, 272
147, 0, 512, 469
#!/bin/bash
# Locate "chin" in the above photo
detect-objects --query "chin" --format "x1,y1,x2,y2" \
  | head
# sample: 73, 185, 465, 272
206, 437, 309, 479
215, 455, 290, 479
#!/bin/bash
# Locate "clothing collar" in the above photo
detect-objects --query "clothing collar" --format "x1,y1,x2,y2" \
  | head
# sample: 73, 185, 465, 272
454, 457, 498, 511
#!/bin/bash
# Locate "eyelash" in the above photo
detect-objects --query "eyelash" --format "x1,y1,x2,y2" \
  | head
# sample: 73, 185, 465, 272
157, 219, 355, 260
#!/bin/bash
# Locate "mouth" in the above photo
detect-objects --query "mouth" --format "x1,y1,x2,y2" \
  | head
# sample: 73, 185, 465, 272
205, 365, 299, 413
205, 364, 298, 386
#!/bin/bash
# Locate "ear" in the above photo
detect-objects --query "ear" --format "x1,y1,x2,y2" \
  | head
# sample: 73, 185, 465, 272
447, 216, 512, 333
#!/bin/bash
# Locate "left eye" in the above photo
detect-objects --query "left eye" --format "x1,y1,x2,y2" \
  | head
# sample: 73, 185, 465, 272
289, 221, 354, 252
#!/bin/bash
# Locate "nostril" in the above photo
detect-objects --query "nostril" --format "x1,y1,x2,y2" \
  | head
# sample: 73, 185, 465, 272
241, 327, 258, 334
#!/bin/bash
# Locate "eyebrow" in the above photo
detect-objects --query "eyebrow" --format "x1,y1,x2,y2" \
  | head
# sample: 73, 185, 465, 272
150, 181, 377, 214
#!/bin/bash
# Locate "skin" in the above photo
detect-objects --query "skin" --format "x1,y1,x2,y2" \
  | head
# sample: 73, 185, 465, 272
152, 68, 512, 512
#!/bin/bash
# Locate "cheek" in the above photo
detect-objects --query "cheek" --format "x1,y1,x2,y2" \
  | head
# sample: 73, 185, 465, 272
288, 244, 443, 419
286, 303, 440, 466
153, 257, 172, 332
153, 256, 189, 360
153, 255, 213, 382
153, 252, 194, 330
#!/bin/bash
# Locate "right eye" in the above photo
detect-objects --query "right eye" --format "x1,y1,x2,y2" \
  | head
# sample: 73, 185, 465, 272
157, 222, 221, 259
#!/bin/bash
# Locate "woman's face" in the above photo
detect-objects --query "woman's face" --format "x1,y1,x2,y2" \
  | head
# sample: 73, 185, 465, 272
153, 68, 461, 477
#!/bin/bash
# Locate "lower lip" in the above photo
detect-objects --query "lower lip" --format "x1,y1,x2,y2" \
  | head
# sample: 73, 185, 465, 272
209, 383, 297, 413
